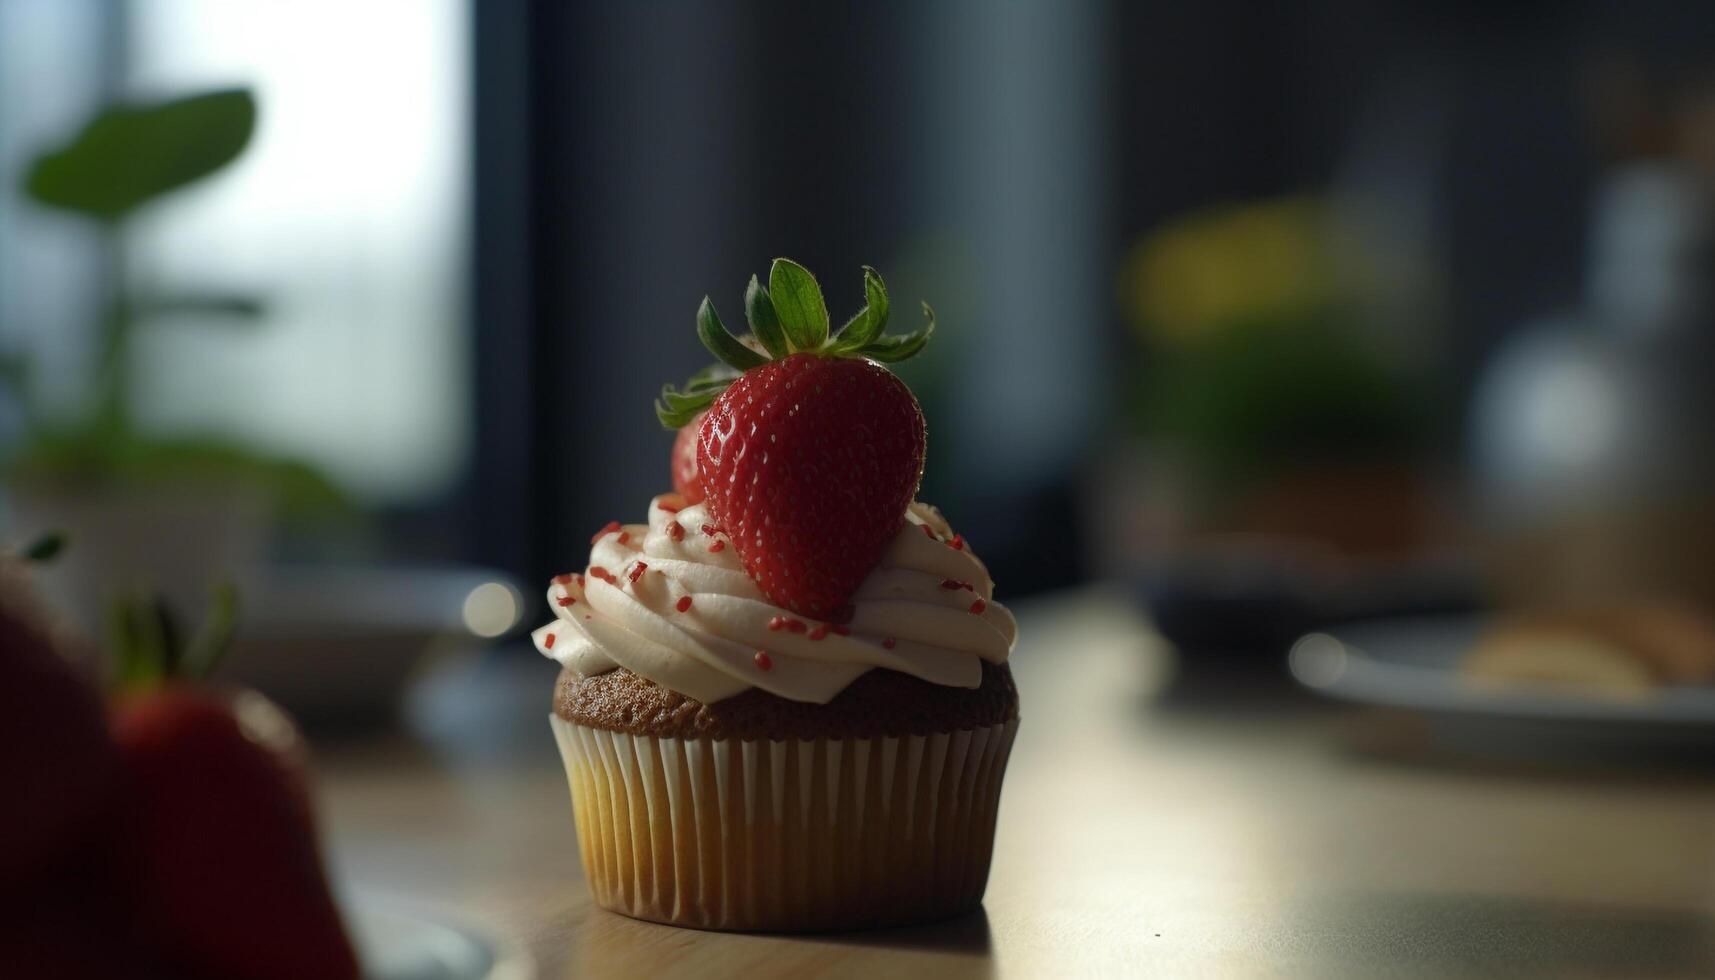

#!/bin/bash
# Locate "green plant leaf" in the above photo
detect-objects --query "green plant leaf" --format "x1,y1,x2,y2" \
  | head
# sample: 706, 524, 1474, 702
132, 291, 265, 322
768, 258, 828, 351
861, 302, 936, 363
698, 298, 768, 372
832, 266, 890, 351
744, 276, 789, 358
18, 531, 66, 562
4, 429, 348, 518
25, 89, 256, 221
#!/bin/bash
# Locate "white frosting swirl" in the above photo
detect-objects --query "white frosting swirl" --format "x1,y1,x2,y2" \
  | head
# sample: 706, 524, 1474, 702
531, 494, 1016, 704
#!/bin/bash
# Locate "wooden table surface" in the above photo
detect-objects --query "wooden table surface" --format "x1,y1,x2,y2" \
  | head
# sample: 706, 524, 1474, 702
317, 592, 1715, 979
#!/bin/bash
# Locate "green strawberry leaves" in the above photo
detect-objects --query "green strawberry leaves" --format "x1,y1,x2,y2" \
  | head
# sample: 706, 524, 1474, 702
861, 302, 935, 362
663, 296, 763, 425
768, 258, 829, 351
110, 580, 241, 691
655, 259, 935, 429
655, 363, 737, 429
745, 275, 789, 358
697, 298, 767, 371
831, 266, 889, 352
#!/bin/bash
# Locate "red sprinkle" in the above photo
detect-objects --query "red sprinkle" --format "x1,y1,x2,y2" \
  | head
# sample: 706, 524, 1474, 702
589, 566, 616, 584
809, 624, 830, 640
628, 561, 648, 584
786, 619, 807, 634
543, 633, 557, 649
557, 596, 576, 607
753, 651, 773, 671
668, 522, 685, 542
617, 531, 630, 545
768, 615, 787, 631
882, 636, 897, 649
941, 579, 973, 591
552, 573, 574, 585
676, 595, 693, 612
949, 534, 965, 551
575, 573, 587, 587
921, 524, 938, 540
969, 599, 987, 614
832, 624, 851, 636
590, 520, 621, 544
707, 539, 727, 553
701, 523, 723, 537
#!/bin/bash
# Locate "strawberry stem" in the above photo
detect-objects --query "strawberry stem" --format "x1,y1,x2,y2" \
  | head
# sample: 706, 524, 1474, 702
110, 580, 242, 691
655, 259, 936, 429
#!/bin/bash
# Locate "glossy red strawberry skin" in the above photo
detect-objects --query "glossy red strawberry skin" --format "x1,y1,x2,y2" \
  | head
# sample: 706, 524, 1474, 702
671, 410, 707, 504
112, 686, 360, 980
697, 353, 925, 619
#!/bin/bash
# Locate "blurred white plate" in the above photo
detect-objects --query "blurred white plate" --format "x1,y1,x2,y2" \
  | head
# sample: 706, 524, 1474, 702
1289, 616, 1715, 726
349, 900, 532, 980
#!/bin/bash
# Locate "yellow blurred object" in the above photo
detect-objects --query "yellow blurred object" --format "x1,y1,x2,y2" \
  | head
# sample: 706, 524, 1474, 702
1120, 196, 1334, 344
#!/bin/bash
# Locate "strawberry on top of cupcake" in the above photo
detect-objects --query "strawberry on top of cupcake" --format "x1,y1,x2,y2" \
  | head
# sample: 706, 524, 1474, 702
532, 259, 1015, 704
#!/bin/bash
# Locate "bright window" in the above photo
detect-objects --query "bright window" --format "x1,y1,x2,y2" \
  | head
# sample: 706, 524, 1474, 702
124, 0, 470, 501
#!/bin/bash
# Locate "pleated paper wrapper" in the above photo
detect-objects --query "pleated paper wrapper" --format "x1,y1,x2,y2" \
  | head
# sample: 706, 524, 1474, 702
550, 715, 1019, 931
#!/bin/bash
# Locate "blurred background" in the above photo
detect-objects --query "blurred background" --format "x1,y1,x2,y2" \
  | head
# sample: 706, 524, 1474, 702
8, 0, 1715, 973
7, 0, 1715, 719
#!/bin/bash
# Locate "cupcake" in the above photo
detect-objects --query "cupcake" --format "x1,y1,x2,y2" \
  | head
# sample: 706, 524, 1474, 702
532, 260, 1019, 932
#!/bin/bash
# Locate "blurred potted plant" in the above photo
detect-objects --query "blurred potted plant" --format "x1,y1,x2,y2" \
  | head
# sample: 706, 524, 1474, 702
1113, 196, 1438, 553
2, 88, 339, 627
1103, 196, 1460, 653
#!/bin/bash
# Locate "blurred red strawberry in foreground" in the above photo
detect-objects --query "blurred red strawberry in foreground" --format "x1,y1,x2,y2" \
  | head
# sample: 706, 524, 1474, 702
0, 553, 115, 881
105, 583, 361, 980
0, 552, 145, 978
113, 686, 358, 980
0, 542, 359, 980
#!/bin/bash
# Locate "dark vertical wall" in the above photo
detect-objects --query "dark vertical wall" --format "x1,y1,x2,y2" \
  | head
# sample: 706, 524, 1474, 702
467, 0, 534, 576
495, 1, 937, 588
526, 2, 755, 581
470, 0, 1707, 592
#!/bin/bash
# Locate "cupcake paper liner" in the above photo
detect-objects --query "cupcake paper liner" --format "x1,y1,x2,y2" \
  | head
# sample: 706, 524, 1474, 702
549, 715, 1019, 932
